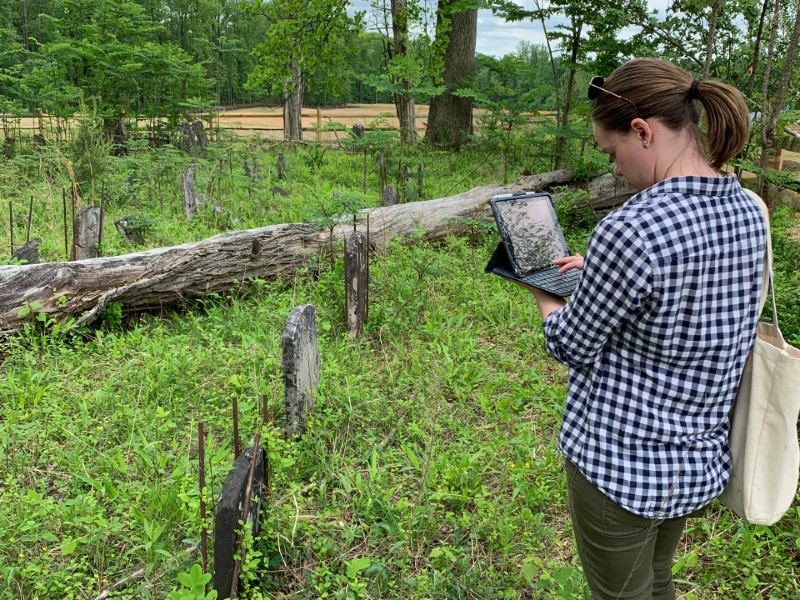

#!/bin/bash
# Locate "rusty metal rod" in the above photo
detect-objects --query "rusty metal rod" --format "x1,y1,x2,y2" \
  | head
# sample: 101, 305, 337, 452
229, 432, 261, 599
198, 422, 208, 576
232, 396, 241, 458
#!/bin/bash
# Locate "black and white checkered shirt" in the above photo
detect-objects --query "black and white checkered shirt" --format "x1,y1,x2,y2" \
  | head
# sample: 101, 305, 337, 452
543, 175, 767, 518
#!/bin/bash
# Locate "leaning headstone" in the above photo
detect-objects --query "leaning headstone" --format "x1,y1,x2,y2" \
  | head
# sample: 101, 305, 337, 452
115, 216, 149, 245
179, 121, 195, 156
270, 185, 289, 198
381, 185, 397, 207
243, 159, 257, 179
11, 238, 41, 264
181, 168, 196, 222
377, 153, 387, 191
213, 447, 266, 599
277, 152, 286, 179
73, 205, 102, 260
403, 164, 412, 202
282, 305, 319, 438
191, 120, 209, 152
345, 232, 368, 339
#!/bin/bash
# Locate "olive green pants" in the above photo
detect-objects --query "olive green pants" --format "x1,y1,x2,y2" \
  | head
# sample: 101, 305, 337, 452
565, 460, 693, 600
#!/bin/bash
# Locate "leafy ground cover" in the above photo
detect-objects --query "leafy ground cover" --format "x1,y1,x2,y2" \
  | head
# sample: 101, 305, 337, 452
0, 138, 799, 599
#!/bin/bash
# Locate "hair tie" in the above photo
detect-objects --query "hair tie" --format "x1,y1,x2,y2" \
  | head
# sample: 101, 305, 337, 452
688, 79, 701, 101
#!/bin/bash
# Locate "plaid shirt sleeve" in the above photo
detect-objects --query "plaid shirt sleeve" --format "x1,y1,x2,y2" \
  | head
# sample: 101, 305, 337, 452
543, 217, 653, 368
541, 176, 767, 519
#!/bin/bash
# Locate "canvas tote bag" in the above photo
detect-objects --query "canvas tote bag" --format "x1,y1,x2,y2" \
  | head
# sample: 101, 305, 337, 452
718, 190, 800, 525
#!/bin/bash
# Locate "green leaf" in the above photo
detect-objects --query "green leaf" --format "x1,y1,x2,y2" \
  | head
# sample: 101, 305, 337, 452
60, 537, 78, 556
346, 556, 371, 578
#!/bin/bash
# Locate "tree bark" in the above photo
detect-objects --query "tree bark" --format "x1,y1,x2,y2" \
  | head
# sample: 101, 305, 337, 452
747, 0, 771, 98
284, 62, 304, 143
757, 0, 800, 212
0, 170, 577, 334
391, 0, 417, 145
702, 0, 721, 79
424, 2, 478, 150
554, 22, 582, 170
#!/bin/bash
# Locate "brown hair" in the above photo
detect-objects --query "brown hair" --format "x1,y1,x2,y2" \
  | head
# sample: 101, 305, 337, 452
591, 58, 749, 170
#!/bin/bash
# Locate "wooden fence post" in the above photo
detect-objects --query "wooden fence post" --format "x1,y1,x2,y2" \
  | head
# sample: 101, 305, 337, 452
344, 231, 368, 339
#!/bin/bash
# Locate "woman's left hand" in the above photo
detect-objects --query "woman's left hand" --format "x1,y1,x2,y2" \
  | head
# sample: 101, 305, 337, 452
554, 254, 585, 273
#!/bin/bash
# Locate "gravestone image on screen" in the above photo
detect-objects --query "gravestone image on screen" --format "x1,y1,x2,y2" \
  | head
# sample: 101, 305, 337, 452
495, 198, 567, 273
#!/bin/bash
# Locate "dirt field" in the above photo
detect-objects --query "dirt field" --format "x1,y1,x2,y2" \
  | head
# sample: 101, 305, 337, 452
210, 103, 430, 143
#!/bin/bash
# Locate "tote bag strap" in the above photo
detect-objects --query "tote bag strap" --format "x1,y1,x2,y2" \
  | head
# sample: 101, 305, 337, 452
742, 188, 776, 324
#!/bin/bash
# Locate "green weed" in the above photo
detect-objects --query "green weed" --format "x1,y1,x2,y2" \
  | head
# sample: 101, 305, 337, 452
0, 136, 798, 599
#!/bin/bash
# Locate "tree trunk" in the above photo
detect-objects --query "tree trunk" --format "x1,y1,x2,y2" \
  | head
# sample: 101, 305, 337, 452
757, 0, 800, 212
747, 0, 771, 98
0, 170, 578, 334
702, 0, 721, 79
533, 0, 561, 148
756, 0, 783, 199
553, 22, 582, 170
391, 0, 417, 145
284, 62, 304, 143
424, 2, 478, 150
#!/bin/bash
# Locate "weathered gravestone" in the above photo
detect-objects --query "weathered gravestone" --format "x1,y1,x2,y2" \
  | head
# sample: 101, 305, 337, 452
191, 120, 209, 152
243, 159, 257, 179
11, 238, 41, 264
179, 121, 195, 156
269, 185, 289, 198
179, 120, 209, 157
181, 168, 197, 222
114, 216, 149, 245
402, 164, 412, 202
73, 206, 103, 260
277, 152, 286, 179
213, 446, 266, 599
381, 185, 397, 207
376, 153, 387, 191
282, 304, 319, 438
344, 232, 368, 339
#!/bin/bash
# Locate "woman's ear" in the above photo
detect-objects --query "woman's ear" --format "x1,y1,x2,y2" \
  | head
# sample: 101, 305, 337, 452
630, 118, 652, 144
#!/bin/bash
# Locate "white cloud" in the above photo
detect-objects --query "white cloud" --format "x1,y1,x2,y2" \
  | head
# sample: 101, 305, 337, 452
476, 18, 549, 57
351, 0, 675, 58
476, 0, 672, 57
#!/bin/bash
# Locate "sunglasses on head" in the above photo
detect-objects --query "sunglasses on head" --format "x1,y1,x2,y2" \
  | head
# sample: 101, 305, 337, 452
588, 76, 645, 120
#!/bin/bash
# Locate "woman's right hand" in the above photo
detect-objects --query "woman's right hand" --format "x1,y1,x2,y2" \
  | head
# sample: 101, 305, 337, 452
554, 254, 584, 273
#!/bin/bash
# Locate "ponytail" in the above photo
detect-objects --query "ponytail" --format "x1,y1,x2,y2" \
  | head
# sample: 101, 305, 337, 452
591, 58, 750, 169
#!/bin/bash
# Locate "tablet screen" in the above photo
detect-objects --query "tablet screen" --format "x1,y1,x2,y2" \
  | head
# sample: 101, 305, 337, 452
493, 196, 569, 274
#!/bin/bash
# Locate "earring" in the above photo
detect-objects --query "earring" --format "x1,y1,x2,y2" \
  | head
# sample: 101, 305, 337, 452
642, 140, 650, 149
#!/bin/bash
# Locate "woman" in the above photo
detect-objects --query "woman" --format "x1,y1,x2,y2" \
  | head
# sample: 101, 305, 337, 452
521, 58, 767, 598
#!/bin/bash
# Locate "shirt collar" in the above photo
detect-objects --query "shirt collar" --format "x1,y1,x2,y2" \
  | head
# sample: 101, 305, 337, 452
626, 174, 742, 206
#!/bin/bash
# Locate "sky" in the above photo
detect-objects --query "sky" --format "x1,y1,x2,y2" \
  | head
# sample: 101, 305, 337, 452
475, 0, 672, 57
353, 0, 674, 58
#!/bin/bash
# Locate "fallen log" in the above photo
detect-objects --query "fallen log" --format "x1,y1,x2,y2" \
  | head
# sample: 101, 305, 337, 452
0, 169, 574, 333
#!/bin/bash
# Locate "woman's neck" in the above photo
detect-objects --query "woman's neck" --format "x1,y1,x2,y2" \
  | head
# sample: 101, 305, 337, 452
653, 127, 718, 182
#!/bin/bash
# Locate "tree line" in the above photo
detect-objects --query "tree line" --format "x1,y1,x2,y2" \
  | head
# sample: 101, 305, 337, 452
0, 0, 797, 172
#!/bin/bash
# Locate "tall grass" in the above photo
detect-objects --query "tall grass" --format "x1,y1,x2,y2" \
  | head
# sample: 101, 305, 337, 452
0, 136, 798, 599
